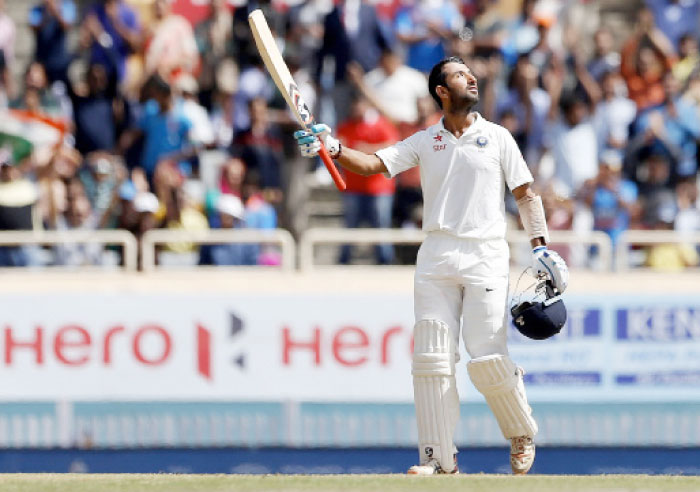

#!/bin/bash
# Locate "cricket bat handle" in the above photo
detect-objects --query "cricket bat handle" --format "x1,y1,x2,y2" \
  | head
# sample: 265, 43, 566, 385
318, 139, 346, 191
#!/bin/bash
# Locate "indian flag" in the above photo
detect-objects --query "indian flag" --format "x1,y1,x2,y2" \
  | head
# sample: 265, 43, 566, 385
0, 109, 65, 163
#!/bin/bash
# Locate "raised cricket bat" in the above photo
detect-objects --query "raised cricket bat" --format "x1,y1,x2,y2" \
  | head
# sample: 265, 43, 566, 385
248, 9, 346, 191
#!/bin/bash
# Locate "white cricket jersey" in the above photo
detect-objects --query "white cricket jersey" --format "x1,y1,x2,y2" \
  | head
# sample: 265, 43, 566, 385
376, 113, 533, 240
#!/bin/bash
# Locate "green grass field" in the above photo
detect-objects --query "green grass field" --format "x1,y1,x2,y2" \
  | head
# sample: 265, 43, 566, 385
0, 474, 699, 492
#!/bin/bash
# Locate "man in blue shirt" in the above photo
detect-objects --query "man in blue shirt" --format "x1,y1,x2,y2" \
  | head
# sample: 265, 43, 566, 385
81, 0, 141, 83
394, 0, 463, 74
29, 0, 76, 84
646, 0, 700, 50
633, 72, 700, 177
120, 75, 193, 183
582, 152, 639, 247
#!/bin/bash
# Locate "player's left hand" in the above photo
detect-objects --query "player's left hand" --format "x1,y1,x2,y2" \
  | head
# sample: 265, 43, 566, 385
293, 124, 340, 158
531, 246, 569, 294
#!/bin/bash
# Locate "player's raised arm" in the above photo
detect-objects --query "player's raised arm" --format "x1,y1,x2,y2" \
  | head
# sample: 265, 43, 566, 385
294, 124, 388, 177
511, 183, 569, 294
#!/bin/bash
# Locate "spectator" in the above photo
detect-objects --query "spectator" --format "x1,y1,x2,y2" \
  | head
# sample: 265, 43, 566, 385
162, 181, 209, 257
643, 190, 699, 270
28, 0, 76, 85
0, 150, 40, 267
675, 177, 700, 233
208, 59, 238, 149
0, 0, 16, 103
672, 34, 700, 86
219, 156, 246, 199
80, 0, 141, 84
349, 48, 430, 128
562, 36, 603, 110
78, 152, 127, 228
646, 0, 700, 50
286, 0, 327, 65
119, 75, 193, 184
587, 27, 621, 83
591, 69, 637, 160
394, 0, 463, 74
10, 61, 68, 121
495, 55, 550, 167
316, 0, 393, 125
175, 74, 215, 149
36, 145, 82, 229
241, 168, 279, 265
546, 88, 599, 198
232, 97, 284, 204
119, 186, 156, 239
231, 1, 286, 69
202, 156, 244, 229
632, 71, 700, 177
233, 55, 274, 134
68, 63, 126, 155
54, 189, 104, 267
199, 194, 256, 266
620, 7, 676, 111
336, 93, 399, 265
498, 0, 539, 66
580, 151, 640, 247
144, 0, 199, 79
525, 13, 557, 80
194, 0, 234, 110
129, 190, 160, 268
626, 146, 675, 196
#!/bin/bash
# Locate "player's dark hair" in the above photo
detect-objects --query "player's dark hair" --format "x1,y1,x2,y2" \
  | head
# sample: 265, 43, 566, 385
428, 57, 465, 109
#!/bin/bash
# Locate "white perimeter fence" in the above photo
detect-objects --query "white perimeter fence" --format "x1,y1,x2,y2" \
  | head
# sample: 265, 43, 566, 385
1, 227, 700, 271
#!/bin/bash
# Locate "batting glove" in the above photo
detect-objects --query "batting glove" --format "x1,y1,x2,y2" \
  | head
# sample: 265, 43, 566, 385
532, 246, 569, 294
293, 124, 340, 158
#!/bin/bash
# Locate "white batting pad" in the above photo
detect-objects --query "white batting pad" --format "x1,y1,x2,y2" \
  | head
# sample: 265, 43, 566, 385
467, 354, 538, 439
412, 319, 459, 472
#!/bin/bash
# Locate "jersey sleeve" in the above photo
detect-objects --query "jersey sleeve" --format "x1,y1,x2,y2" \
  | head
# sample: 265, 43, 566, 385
374, 131, 422, 178
498, 125, 533, 191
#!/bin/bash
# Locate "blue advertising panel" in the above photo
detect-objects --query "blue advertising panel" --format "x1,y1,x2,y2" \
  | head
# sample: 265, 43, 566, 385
506, 295, 700, 402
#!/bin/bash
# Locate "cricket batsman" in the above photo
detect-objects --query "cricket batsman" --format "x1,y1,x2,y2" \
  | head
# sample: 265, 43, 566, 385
294, 57, 569, 475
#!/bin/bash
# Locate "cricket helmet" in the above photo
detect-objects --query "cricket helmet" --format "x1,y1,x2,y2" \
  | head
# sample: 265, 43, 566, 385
510, 278, 567, 340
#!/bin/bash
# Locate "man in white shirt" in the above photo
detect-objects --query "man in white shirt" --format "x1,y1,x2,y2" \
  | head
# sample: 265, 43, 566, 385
295, 57, 568, 475
547, 92, 599, 198
362, 49, 430, 125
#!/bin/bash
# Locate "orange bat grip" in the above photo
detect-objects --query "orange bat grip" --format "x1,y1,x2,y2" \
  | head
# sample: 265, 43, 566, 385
318, 140, 346, 191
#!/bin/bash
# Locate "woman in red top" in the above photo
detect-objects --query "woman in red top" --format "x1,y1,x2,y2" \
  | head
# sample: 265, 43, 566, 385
337, 93, 400, 264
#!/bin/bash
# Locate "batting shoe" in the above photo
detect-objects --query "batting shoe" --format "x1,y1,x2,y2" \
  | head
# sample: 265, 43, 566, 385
510, 436, 535, 475
407, 456, 459, 475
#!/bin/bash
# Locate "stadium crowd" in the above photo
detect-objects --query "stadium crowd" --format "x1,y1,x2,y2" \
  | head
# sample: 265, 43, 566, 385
0, 0, 698, 270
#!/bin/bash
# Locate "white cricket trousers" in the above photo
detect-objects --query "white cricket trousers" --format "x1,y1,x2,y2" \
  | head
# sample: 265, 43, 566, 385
414, 232, 510, 360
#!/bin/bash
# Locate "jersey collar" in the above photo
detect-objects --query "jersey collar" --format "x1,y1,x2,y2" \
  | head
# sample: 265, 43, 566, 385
430, 112, 483, 138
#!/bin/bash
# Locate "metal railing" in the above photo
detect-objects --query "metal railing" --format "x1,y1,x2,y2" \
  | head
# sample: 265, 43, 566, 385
299, 227, 426, 271
140, 228, 296, 272
0, 230, 138, 271
508, 230, 614, 271
615, 230, 700, 271
5, 228, 700, 273
299, 228, 614, 272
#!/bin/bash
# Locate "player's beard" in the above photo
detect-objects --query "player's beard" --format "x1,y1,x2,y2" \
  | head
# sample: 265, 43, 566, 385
447, 86, 479, 114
